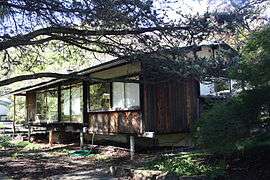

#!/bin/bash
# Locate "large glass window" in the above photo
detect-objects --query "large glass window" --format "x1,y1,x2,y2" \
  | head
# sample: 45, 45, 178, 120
46, 91, 58, 121
71, 85, 83, 121
61, 84, 83, 122
89, 83, 111, 111
112, 82, 140, 109
36, 92, 46, 121
36, 89, 58, 122
61, 88, 71, 121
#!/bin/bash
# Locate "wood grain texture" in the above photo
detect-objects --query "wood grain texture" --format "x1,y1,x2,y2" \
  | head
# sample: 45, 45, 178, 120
26, 92, 36, 122
88, 110, 142, 134
144, 79, 199, 134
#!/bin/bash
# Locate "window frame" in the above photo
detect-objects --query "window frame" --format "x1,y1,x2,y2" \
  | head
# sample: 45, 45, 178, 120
60, 83, 83, 122
35, 88, 58, 122
88, 80, 141, 112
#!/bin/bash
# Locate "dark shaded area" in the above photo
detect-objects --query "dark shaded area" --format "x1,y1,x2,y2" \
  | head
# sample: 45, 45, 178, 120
225, 145, 270, 180
0, 145, 135, 179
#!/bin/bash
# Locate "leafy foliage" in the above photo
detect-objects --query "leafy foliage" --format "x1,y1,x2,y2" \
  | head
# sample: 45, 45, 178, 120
144, 152, 225, 178
230, 26, 270, 87
194, 26, 270, 154
193, 97, 249, 154
194, 86, 270, 154
0, 135, 41, 150
0, 0, 268, 76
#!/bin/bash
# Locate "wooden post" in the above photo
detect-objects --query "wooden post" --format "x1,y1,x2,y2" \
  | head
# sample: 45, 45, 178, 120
80, 129, 84, 149
130, 135, 135, 160
49, 129, 56, 146
91, 133, 95, 146
82, 81, 89, 125
12, 95, 16, 139
28, 124, 31, 142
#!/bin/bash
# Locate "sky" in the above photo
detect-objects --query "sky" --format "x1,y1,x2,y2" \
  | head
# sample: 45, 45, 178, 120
154, 0, 270, 20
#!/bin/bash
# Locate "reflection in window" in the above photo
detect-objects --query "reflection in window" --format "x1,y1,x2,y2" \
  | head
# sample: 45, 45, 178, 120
112, 82, 124, 108
36, 90, 58, 122
46, 91, 58, 121
36, 92, 46, 121
89, 83, 111, 111
61, 88, 70, 121
125, 83, 140, 108
71, 85, 83, 121
112, 82, 140, 109
61, 84, 83, 122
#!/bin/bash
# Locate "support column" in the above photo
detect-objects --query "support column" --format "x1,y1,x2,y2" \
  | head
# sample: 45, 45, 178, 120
49, 129, 57, 146
80, 129, 84, 149
28, 124, 31, 142
130, 135, 135, 160
12, 95, 16, 139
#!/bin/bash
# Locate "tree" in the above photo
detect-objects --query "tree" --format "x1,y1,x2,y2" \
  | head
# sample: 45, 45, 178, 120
0, 0, 268, 85
194, 25, 270, 154
231, 26, 270, 88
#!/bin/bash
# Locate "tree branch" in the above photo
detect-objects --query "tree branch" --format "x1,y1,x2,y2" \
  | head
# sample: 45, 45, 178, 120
0, 26, 189, 51
0, 72, 83, 87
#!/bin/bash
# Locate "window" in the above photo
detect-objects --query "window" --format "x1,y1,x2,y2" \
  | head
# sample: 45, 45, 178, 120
36, 90, 58, 122
61, 88, 70, 121
89, 83, 111, 111
36, 92, 46, 121
112, 82, 140, 109
61, 84, 83, 122
200, 79, 232, 97
46, 91, 58, 121
71, 85, 83, 121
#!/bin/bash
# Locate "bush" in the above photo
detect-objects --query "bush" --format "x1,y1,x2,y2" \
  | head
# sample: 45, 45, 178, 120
0, 135, 13, 148
144, 152, 225, 178
193, 88, 270, 154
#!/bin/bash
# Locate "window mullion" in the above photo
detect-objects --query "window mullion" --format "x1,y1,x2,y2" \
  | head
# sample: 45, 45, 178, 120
124, 82, 126, 108
69, 86, 72, 122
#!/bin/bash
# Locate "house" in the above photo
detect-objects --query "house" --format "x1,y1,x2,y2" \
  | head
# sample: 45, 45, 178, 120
4, 43, 237, 148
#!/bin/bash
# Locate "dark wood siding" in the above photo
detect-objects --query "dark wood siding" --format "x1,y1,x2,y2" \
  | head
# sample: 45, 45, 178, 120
26, 92, 36, 122
88, 110, 142, 134
144, 79, 199, 134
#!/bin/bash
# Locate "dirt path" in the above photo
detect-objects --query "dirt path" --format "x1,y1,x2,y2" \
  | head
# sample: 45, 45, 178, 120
0, 144, 156, 179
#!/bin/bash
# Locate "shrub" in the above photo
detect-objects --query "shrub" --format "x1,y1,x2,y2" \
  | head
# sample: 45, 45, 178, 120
193, 88, 270, 154
144, 152, 225, 178
0, 135, 14, 148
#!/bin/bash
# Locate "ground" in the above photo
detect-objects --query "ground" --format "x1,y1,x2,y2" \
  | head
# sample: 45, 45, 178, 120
1, 138, 270, 179
0, 142, 158, 179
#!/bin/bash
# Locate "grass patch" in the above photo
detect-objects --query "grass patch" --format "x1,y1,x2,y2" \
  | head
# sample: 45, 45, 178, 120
143, 151, 225, 178
0, 135, 13, 148
0, 135, 41, 150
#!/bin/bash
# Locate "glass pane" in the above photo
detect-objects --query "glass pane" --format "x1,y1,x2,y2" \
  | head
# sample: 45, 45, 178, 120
61, 87, 70, 121
46, 90, 58, 122
36, 92, 47, 121
112, 82, 125, 109
90, 83, 111, 111
71, 85, 83, 122
125, 83, 140, 108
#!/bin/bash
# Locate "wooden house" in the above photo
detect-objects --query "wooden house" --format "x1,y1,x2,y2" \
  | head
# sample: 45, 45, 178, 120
7, 43, 237, 147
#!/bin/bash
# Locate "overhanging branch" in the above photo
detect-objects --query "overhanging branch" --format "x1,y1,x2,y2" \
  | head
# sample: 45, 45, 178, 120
0, 73, 83, 87
0, 26, 189, 51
